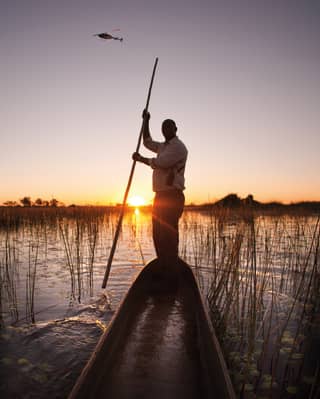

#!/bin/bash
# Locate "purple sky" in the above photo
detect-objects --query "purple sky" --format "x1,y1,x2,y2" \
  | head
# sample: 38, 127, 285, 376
1, 0, 320, 204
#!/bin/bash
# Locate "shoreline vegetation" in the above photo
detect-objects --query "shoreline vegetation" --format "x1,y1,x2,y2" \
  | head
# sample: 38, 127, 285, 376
1, 193, 320, 214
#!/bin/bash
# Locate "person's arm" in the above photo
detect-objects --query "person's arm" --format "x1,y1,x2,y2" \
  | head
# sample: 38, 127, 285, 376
132, 152, 151, 166
142, 109, 151, 141
142, 109, 161, 153
133, 143, 188, 170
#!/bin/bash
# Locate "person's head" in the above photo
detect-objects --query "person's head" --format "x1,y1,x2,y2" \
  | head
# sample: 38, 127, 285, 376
162, 119, 177, 141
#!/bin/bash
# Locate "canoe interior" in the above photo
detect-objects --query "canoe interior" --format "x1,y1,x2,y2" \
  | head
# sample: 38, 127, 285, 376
69, 258, 236, 399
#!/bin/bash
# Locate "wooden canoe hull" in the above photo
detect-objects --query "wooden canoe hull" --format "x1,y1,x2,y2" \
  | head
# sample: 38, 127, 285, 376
69, 258, 236, 399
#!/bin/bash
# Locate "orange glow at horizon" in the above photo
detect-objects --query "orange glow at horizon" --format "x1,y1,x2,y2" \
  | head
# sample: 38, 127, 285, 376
127, 195, 148, 207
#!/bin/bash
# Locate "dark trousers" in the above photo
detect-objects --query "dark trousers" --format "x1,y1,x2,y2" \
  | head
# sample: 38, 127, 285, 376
152, 190, 185, 263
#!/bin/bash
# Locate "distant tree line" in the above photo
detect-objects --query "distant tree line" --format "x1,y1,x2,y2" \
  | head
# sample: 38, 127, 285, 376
2, 197, 62, 207
196, 193, 320, 213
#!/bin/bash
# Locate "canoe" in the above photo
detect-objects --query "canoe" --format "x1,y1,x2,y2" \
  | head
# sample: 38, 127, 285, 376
68, 258, 236, 399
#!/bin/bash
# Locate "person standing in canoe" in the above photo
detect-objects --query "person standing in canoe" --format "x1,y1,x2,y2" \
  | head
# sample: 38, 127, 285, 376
132, 110, 188, 280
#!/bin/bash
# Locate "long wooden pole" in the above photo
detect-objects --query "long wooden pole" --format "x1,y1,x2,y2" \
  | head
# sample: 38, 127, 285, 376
102, 57, 159, 288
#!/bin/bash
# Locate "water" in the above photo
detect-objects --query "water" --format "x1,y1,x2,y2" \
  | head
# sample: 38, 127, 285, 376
0, 208, 319, 398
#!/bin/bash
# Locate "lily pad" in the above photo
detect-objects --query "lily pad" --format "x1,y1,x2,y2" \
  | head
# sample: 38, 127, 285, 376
32, 372, 48, 384
17, 358, 30, 366
280, 347, 292, 355
39, 362, 51, 371
244, 383, 254, 392
260, 374, 278, 390
262, 374, 272, 383
286, 386, 298, 394
249, 366, 259, 377
281, 336, 294, 345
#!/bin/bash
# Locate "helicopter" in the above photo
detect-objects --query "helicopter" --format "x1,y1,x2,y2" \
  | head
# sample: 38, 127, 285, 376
94, 31, 123, 42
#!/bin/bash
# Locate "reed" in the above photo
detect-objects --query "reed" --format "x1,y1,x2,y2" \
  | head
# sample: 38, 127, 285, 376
130, 210, 146, 265
1, 232, 19, 323
87, 219, 98, 296
59, 220, 76, 299
26, 233, 40, 323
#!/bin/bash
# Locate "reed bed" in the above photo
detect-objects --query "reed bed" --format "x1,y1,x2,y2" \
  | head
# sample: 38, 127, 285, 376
180, 208, 320, 398
58, 214, 101, 302
0, 205, 319, 398
0, 206, 147, 323
0, 206, 115, 324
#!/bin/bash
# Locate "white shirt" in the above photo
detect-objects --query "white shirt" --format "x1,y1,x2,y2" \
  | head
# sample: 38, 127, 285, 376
144, 136, 188, 192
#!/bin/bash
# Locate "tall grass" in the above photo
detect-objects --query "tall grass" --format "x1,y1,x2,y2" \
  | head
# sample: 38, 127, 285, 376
59, 212, 102, 302
0, 206, 111, 322
0, 205, 147, 325
180, 208, 320, 398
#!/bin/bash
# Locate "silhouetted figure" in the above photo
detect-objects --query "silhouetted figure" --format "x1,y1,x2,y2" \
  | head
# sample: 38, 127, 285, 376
133, 110, 188, 283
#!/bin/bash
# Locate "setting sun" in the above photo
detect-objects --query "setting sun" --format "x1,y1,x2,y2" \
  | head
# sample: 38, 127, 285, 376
128, 195, 147, 207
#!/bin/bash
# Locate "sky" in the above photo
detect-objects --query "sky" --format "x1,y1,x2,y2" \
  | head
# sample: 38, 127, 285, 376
1, 0, 320, 205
